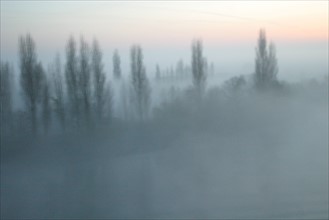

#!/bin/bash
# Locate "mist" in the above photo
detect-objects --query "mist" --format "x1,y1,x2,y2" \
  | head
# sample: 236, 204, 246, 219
1, 2, 328, 219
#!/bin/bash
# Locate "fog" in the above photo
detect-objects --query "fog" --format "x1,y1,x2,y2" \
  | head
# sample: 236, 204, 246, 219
3, 40, 328, 82
2, 68, 328, 219
1, 21, 328, 220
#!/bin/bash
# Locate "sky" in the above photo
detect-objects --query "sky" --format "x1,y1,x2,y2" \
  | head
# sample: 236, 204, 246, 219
1, 1, 328, 81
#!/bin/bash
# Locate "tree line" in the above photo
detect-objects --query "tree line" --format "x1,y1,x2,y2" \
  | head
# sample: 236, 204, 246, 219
0, 29, 279, 137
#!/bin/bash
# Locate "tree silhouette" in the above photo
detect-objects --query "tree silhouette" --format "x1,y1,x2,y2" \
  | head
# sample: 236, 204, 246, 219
155, 64, 161, 81
113, 49, 121, 79
176, 59, 184, 79
0, 62, 14, 136
254, 29, 279, 90
51, 54, 66, 130
191, 39, 207, 99
78, 37, 92, 128
42, 75, 51, 134
65, 36, 80, 127
120, 80, 130, 120
92, 39, 107, 121
19, 34, 43, 135
130, 45, 151, 120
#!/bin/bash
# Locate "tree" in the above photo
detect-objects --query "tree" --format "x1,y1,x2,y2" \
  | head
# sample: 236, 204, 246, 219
130, 45, 151, 120
155, 64, 161, 80
103, 81, 112, 121
120, 80, 130, 120
113, 49, 121, 79
19, 34, 43, 135
169, 66, 174, 81
176, 59, 184, 79
209, 62, 215, 76
65, 36, 80, 126
0, 62, 14, 136
51, 54, 66, 130
42, 75, 51, 134
78, 37, 92, 128
254, 29, 279, 90
191, 39, 207, 98
223, 75, 246, 98
91, 39, 107, 121
267, 43, 278, 83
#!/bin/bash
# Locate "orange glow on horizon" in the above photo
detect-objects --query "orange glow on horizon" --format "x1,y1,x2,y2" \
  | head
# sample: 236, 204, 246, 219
1, 1, 327, 53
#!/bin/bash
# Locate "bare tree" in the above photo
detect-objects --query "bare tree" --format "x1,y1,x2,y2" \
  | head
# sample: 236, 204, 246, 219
0, 62, 14, 136
113, 49, 121, 79
130, 45, 151, 120
120, 80, 130, 120
19, 34, 43, 135
254, 29, 279, 90
103, 81, 113, 121
78, 37, 91, 128
42, 75, 51, 134
65, 36, 80, 127
191, 39, 207, 98
51, 54, 66, 130
92, 39, 106, 121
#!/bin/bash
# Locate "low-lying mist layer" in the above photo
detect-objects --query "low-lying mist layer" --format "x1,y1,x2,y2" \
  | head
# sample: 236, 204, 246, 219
1, 78, 328, 218
1, 30, 328, 219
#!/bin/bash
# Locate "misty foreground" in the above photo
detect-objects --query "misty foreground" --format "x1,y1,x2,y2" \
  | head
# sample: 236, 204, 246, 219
1, 81, 328, 219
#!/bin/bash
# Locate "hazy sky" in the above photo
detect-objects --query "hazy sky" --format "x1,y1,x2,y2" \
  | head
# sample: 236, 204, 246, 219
1, 1, 328, 81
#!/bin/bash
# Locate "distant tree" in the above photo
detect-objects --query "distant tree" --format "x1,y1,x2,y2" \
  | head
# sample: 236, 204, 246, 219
19, 34, 43, 135
170, 66, 174, 80
267, 43, 278, 83
184, 65, 191, 78
191, 39, 207, 98
120, 80, 130, 120
0, 62, 14, 135
254, 29, 279, 90
42, 75, 51, 134
113, 49, 121, 79
155, 64, 161, 80
176, 59, 184, 78
65, 36, 80, 126
78, 37, 92, 128
130, 45, 151, 120
51, 54, 66, 130
103, 81, 113, 120
209, 62, 215, 76
223, 75, 246, 97
91, 39, 107, 121
203, 58, 208, 77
